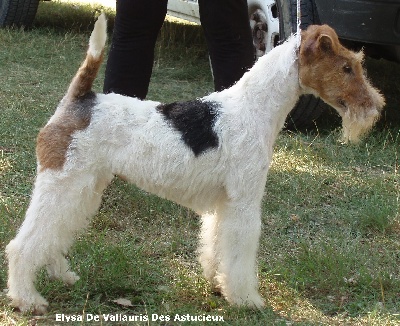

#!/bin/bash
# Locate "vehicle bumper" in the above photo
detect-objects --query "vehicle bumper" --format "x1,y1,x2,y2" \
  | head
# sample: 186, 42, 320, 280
314, 0, 400, 45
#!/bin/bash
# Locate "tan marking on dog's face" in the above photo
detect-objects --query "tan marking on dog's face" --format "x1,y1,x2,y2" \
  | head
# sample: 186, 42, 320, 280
299, 25, 385, 142
36, 96, 94, 172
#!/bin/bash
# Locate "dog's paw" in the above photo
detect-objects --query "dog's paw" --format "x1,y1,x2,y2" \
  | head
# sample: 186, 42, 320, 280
32, 303, 49, 315
226, 292, 265, 309
63, 271, 80, 286
11, 296, 49, 315
246, 293, 265, 309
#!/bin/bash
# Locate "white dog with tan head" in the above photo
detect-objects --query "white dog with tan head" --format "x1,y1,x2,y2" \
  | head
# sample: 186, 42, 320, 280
6, 14, 384, 314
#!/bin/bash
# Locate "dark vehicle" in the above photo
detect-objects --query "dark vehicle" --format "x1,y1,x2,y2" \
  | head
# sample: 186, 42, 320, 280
2, 0, 400, 127
0, 0, 39, 28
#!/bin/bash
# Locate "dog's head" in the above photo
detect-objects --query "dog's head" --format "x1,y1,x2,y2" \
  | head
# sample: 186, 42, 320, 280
298, 25, 385, 143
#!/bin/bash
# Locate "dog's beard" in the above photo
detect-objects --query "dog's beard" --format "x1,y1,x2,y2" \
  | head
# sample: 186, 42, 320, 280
340, 107, 380, 143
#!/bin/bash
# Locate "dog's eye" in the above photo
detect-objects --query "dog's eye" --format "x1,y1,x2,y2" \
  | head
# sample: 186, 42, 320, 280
343, 64, 353, 74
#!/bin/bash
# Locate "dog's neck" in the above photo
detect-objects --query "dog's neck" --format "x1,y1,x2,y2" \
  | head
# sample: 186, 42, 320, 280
209, 36, 302, 140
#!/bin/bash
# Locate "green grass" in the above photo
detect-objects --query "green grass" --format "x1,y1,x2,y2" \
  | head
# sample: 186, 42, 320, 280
1, 1, 400, 325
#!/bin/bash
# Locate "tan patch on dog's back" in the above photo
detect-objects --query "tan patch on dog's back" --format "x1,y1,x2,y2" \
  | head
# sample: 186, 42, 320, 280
36, 93, 95, 172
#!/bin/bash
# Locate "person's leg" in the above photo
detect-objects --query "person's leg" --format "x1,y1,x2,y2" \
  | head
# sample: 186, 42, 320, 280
103, 0, 168, 99
198, 0, 255, 91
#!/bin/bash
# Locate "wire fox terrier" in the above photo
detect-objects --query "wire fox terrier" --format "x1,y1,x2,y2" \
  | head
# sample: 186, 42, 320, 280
6, 14, 385, 314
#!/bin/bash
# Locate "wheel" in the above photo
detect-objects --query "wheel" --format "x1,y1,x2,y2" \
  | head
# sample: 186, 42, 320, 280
248, 0, 327, 129
0, 0, 40, 28
249, 0, 280, 58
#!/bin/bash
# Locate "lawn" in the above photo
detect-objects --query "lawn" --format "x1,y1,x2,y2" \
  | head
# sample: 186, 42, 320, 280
0, 1, 399, 325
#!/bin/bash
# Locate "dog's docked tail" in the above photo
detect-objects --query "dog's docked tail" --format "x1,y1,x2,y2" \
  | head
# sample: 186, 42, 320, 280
66, 13, 107, 100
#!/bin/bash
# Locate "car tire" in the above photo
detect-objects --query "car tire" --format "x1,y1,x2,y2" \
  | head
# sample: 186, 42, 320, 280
0, 0, 40, 28
249, 0, 328, 129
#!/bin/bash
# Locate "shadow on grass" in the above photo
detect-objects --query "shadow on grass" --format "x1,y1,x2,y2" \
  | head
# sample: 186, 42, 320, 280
259, 133, 400, 320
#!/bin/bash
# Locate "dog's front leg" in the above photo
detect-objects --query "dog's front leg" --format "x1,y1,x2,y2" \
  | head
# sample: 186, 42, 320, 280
214, 201, 264, 308
198, 212, 219, 285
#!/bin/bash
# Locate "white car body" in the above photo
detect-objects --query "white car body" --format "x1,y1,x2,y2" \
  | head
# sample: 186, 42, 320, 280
167, 0, 201, 24
167, 0, 279, 56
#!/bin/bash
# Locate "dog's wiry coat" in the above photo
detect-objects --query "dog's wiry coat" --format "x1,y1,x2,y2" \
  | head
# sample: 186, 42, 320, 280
6, 14, 385, 314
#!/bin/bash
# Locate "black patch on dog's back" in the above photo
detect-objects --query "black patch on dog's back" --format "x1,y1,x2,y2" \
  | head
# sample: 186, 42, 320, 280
157, 100, 220, 156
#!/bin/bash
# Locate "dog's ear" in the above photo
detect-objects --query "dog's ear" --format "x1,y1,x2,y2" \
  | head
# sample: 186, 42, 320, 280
355, 49, 365, 63
317, 34, 335, 53
301, 25, 339, 60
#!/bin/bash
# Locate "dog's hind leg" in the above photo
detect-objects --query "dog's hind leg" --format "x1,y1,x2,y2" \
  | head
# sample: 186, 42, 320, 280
6, 170, 112, 313
46, 254, 80, 285
213, 200, 264, 308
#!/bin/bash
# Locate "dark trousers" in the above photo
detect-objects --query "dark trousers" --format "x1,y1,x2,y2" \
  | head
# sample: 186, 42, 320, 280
103, 0, 254, 99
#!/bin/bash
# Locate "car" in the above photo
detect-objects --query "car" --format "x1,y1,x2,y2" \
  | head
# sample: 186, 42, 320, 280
2, 0, 400, 127
0, 0, 39, 28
